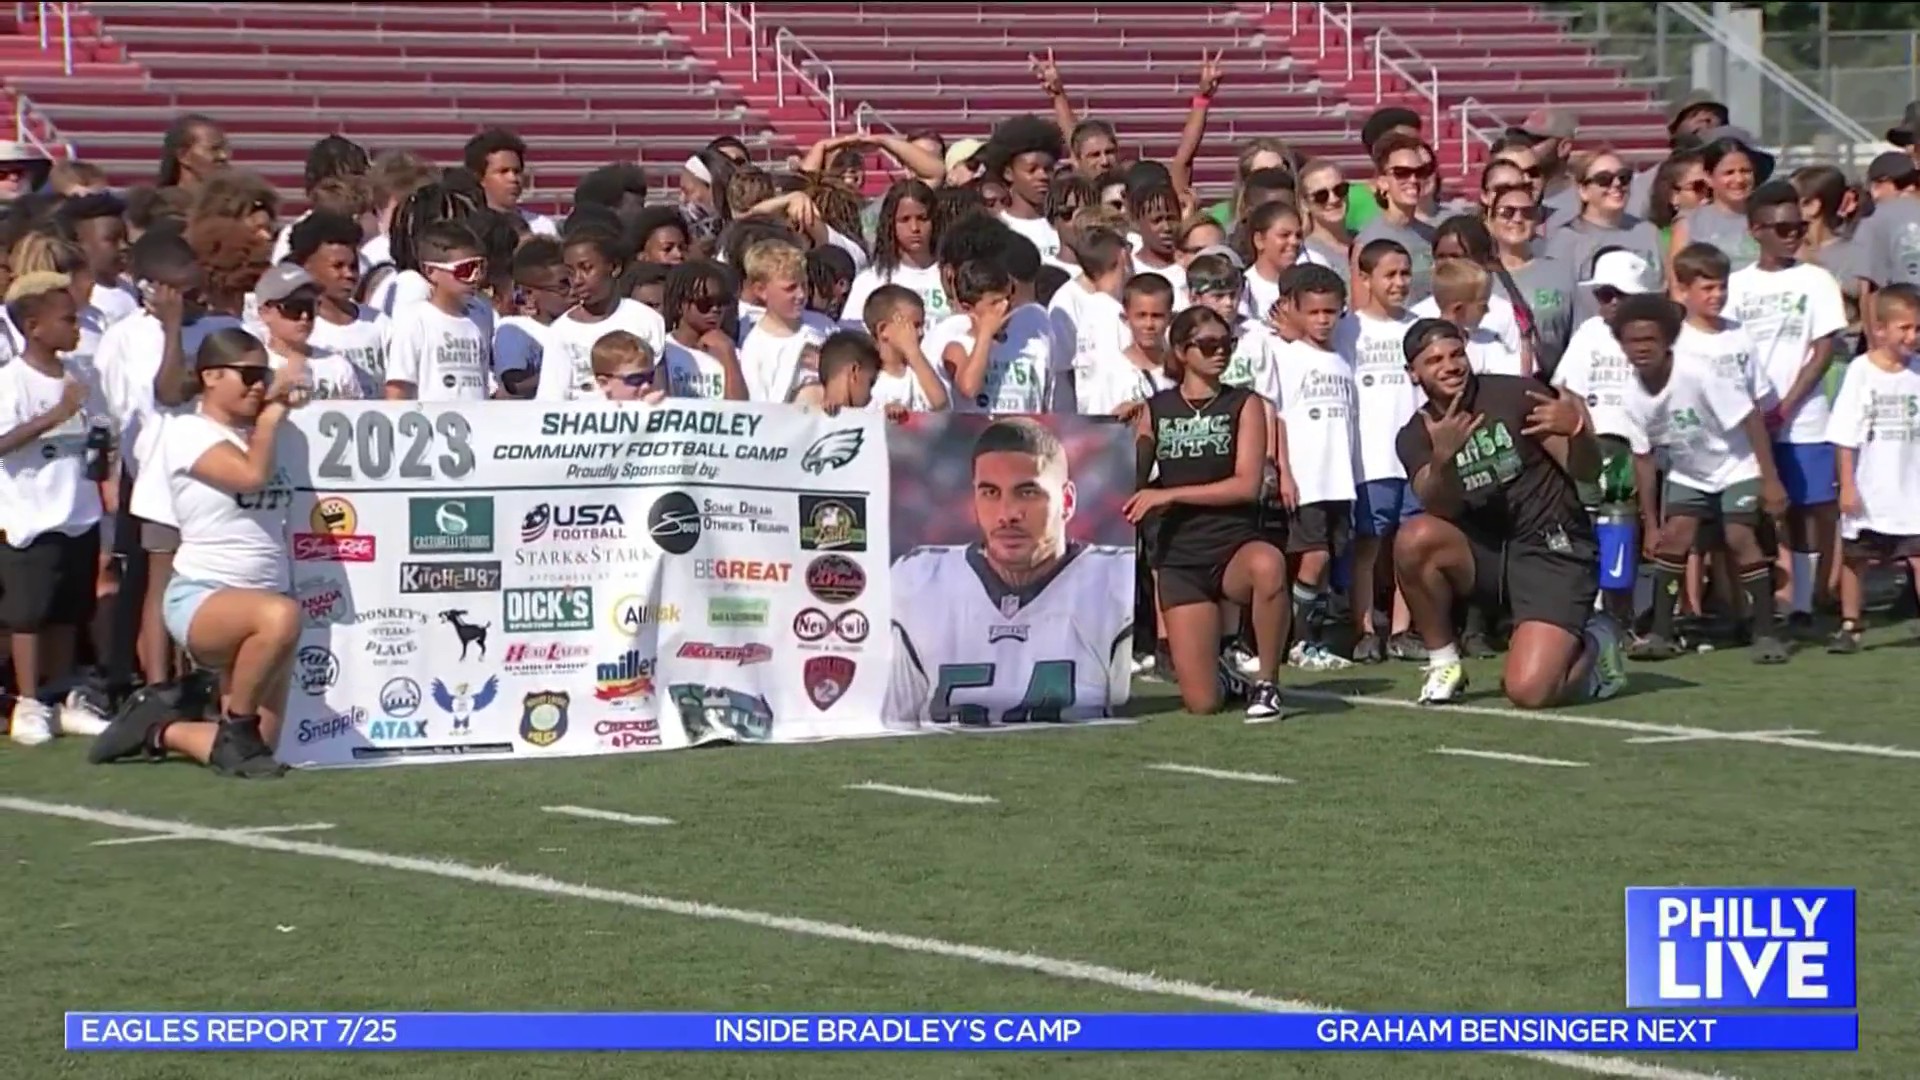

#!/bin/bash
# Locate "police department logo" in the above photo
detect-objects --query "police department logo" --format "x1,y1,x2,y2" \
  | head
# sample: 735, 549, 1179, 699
804, 656, 855, 711
519, 690, 570, 747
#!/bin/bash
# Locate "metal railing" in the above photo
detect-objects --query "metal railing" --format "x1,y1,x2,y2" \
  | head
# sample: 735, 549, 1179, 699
1370, 28, 1440, 139
1454, 98, 1510, 173
1310, 1, 1357, 83
688, 2, 760, 83
852, 101, 904, 138
1661, 1, 1875, 147
19, 1, 74, 75
12, 92, 72, 160
773, 27, 838, 136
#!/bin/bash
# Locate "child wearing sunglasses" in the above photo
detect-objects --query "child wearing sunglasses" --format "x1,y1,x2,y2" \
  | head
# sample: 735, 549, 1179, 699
587, 331, 667, 404
255, 265, 362, 401
384, 221, 492, 401
492, 237, 568, 399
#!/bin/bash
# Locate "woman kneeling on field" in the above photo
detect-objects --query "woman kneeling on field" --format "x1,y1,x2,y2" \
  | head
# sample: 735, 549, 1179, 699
92, 327, 307, 777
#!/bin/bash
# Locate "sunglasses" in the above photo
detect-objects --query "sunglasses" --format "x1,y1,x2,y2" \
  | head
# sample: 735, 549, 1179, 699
1507, 164, 1545, 179
1186, 335, 1234, 356
1683, 179, 1712, 198
686, 294, 721, 314
1765, 221, 1809, 239
206, 364, 272, 387
1306, 186, 1346, 206
595, 370, 657, 388
1190, 279, 1239, 298
1583, 170, 1632, 190
1103, 197, 1126, 211
426, 257, 488, 285
1491, 204, 1539, 223
1386, 164, 1437, 182
269, 297, 316, 321
1592, 286, 1625, 305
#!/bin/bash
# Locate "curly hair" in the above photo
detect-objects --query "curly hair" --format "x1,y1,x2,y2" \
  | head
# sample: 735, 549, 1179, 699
187, 169, 279, 228
800, 174, 867, 255
388, 181, 480, 272
725, 168, 776, 217
186, 216, 271, 304
871, 178, 937, 276
930, 184, 986, 253
980, 114, 1066, 182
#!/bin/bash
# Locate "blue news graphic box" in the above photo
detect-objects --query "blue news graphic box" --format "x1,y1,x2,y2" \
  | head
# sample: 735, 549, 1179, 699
1624, 887, 1855, 1008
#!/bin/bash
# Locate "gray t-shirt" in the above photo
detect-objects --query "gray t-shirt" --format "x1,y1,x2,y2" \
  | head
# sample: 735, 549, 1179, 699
1305, 235, 1351, 286
1353, 215, 1437, 303
1680, 202, 1758, 271
1626, 165, 1659, 222
1859, 194, 1920, 287
1499, 255, 1577, 378
1541, 181, 1582, 231
1543, 214, 1666, 326
1815, 235, 1871, 358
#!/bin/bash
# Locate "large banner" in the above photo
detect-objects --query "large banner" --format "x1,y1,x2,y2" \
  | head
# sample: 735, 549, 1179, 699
276, 401, 892, 767
274, 404, 1137, 768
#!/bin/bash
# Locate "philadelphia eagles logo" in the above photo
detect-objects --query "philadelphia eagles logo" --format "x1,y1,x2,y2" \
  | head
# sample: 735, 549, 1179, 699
800, 428, 865, 475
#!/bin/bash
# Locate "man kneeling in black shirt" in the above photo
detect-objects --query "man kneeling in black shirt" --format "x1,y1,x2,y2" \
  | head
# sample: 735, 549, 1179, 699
1392, 319, 1628, 707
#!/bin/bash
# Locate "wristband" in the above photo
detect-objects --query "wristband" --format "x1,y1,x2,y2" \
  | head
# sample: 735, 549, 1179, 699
1190, 94, 1213, 109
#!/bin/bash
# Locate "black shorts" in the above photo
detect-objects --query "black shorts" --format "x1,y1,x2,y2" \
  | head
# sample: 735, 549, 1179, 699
0, 527, 101, 631
1286, 500, 1351, 557
1467, 534, 1597, 637
1845, 531, 1920, 561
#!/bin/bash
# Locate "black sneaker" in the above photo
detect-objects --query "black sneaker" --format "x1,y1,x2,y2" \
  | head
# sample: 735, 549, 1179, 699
87, 686, 175, 765
1751, 635, 1792, 665
207, 719, 287, 779
1244, 681, 1291, 721
1351, 632, 1387, 664
177, 669, 222, 720
1215, 655, 1251, 704
1628, 633, 1684, 661
1827, 623, 1864, 654
1460, 631, 1498, 659
1386, 632, 1428, 662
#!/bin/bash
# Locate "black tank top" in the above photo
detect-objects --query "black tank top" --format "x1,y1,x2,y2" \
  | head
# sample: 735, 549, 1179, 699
1145, 384, 1263, 567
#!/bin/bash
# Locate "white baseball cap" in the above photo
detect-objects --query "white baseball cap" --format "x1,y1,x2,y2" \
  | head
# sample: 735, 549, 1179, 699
1578, 250, 1654, 294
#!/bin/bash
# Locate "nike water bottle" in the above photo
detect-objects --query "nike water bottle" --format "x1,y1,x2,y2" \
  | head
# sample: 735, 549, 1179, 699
1596, 509, 1637, 593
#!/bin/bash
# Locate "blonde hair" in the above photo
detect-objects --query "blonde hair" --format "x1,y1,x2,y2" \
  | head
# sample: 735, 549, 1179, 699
5, 270, 71, 304
10, 232, 85, 278
726, 168, 775, 216
311, 174, 373, 220
1069, 204, 1130, 234
1431, 258, 1491, 309
188, 168, 280, 226
741, 238, 805, 285
47, 160, 107, 195
368, 149, 434, 210
590, 329, 653, 375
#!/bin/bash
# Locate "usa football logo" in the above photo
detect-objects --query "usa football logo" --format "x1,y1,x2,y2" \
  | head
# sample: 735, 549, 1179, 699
804, 656, 855, 710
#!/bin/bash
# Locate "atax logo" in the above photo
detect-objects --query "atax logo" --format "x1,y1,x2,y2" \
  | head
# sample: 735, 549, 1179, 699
805, 554, 866, 604
296, 646, 339, 695
522, 502, 626, 543
800, 428, 865, 474
431, 676, 500, 734
647, 491, 702, 555
520, 690, 570, 747
381, 677, 423, 718
804, 655, 856, 710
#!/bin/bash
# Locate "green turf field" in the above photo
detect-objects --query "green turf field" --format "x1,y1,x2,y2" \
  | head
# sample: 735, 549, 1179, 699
6, 627, 1916, 1080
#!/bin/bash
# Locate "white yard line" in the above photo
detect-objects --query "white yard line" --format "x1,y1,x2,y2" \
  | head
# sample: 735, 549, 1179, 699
1625, 728, 1821, 745
0, 796, 1731, 1080
542, 805, 675, 827
89, 822, 336, 847
930, 718, 1139, 736
1288, 687, 1920, 762
1432, 747, 1590, 769
1147, 763, 1296, 785
844, 782, 997, 805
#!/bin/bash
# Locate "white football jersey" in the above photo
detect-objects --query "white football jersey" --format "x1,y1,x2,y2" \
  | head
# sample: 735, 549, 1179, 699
887, 542, 1133, 727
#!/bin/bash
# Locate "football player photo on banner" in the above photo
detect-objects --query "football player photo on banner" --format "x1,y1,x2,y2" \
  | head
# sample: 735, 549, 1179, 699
884, 413, 1136, 728
271, 400, 892, 768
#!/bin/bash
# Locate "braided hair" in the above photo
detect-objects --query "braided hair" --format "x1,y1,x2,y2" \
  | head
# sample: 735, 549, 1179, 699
388, 181, 481, 273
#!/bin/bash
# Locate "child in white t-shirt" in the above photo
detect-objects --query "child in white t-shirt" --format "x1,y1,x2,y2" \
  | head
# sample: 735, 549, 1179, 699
255, 265, 363, 401
383, 222, 491, 401
1430, 259, 1524, 377
1046, 222, 1131, 398
0, 274, 110, 744
290, 210, 390, 396
493, 237, 571, 399
941, 259, 1054, 414
536, 233, 668, 401
1824, 286, 1920, 652
737, 240, 832, 404
585, 331, 669, 404
1079, 273, 1175, 419
862, 285, 949, 412
660, 259, 747, 401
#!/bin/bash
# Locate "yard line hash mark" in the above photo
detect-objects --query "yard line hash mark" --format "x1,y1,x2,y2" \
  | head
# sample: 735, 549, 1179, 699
1146, 763, 1296, 785
542, 806, 675, 827
89, 822, 336, 847
0, 796, 1735, 1080
1625, 728, 1821, 745
1432, 748, 1590, 769
844, 782, 997, 805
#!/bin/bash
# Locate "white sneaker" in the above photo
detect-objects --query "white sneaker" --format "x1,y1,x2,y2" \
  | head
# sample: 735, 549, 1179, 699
56, 689, 111, 737
1417, 661, 1468, 705
1230, 644, 1260, 676
9, 698, 55, 746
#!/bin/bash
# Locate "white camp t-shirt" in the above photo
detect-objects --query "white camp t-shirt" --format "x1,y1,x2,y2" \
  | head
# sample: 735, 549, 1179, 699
870, 365, 949, 412
1826, 356, 1920, 539
371, 269, 496, 332
1271, 339, 1359, 505
96, 311, 246, 480
1241, 263, 1286, 323
1551, 315, 1637, 441
941, 303, 1054, 414
1047, 278, 1128, 393
268, 347, 363, 402
1220, 320, 1281, 404
1412, 292, 1524, 359
1726, 261, 1847, 443
1333, 309, 1423, 482
91, 280, 140, 327
1076, 348, 1171, 417
1622, 357, 1762, 493
1675, 318, 1773, 411
843, 261, 951, 326
492, 314, 551, 388
0, 360, 106, 547
163, 411, 292, 593
307, 304, 389, 394
738, 313, 834, 403
999, 212, 1061, 262
661, 339, 730, 400
385, 302, 491, 401
535, 300, 670, 401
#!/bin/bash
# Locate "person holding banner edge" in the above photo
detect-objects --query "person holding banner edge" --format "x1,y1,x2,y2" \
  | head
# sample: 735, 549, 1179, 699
90, 328, 308, 777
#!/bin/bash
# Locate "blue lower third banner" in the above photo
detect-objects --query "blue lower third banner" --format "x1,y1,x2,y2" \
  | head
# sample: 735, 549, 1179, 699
1624, 887, 1857, 1008
67, 1012, 1858, 1052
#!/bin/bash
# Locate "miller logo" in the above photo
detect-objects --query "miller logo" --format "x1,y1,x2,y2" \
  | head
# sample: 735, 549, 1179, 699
804, 656, 855, 711
519, 690, 570, 747
800, 428, 865, 474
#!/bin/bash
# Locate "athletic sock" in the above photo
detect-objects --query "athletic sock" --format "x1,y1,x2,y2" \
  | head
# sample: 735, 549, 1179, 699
1648, 561, 1684, 639
1426, 643, 1462, 667
1740, 564, 1778, 639
1789, 552, 1819, 614
1290, 583, 1320, 644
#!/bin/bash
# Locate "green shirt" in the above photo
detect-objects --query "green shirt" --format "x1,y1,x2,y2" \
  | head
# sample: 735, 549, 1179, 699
1344, 181, 1382, 232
